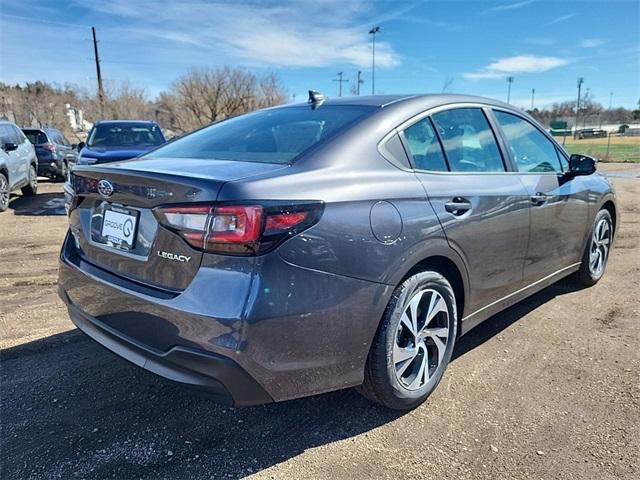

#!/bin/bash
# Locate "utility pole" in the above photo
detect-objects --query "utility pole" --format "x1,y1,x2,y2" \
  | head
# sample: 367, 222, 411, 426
369, 26, 380, 95
506, 76, 514, 104
333, 72, 348, 97
609, 91, 613, 110
530, 88, 535, 110
92, 26, 105, 117
356, 71, 364, 96
574, 77, 584, 137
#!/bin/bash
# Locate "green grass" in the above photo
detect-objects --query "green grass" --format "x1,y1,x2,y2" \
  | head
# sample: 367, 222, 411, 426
562, 142, 640, 163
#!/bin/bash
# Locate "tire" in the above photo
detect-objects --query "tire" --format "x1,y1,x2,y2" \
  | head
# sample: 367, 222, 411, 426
21, 165, 38, 196
0, 172, 9, 212
358, 271, 458, 410
573, 209, 613, 286
56, 162, 68, 183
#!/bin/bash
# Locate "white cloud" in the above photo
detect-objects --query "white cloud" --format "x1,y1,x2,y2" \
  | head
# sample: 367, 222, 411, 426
579, 38, 607, 48
73, 0, 402, 69
546, 13, 578, 25
463, 55, 571, 80
483, 0, 535, 14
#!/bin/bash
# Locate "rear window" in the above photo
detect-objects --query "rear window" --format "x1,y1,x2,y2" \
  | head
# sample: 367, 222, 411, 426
87, 124, 164, 148
23, 130, 48, 145
148, 105, 376, 164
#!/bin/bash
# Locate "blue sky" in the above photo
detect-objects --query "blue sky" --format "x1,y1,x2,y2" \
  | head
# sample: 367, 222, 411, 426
1, 0, 639, 109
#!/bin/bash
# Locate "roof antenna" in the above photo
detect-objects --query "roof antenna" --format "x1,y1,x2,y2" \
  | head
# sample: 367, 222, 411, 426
308, 90, 326, 109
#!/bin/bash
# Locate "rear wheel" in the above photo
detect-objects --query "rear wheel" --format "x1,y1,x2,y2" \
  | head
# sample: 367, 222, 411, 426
21, 165, 38, 196
0, 173, 9, 212
359, 271, 457, 410
574, 209, 613, 286
56, 162, 68, 182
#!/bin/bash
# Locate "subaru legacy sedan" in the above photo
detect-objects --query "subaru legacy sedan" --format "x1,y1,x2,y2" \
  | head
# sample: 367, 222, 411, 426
59, 94, 616, 410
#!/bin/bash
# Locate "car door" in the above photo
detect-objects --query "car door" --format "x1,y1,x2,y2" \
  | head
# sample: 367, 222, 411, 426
402, 107, 531, 315
11, 126, 30, 184
1, 125, 22, 188
491, 109, 590, 283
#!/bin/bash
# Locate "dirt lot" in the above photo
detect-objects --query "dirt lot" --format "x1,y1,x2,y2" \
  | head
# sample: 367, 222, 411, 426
1, 164, 639, 480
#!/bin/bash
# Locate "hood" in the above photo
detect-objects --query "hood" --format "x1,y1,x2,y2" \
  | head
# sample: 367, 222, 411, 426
79, 145, 157, 163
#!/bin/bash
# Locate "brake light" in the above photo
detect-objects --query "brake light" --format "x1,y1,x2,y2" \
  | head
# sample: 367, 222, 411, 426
154, 202, 322, 255
43, 143, 56, 152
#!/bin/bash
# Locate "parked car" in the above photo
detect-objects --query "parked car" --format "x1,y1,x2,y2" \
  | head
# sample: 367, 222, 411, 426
59, 94, 617, 409
0, 120, 38, 212
577, 128, 607, 139
22, 127, 77, 181
76, 120, 166, 165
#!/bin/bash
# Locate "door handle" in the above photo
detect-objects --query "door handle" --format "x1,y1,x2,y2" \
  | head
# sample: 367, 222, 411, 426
445, 197, 472, 216
530, 192, 548, 205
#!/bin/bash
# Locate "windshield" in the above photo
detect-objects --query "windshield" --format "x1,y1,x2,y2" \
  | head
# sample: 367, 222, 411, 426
87, 123, 165, 148
148, 105, 376, 164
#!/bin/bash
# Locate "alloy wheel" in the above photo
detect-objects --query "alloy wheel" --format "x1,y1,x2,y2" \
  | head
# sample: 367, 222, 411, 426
393, 289, 450, 391
589, 217, 611, 276
0, 175, 8, 209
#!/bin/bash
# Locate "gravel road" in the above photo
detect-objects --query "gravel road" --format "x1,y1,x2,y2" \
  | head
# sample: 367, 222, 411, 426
1, 163, 638, 479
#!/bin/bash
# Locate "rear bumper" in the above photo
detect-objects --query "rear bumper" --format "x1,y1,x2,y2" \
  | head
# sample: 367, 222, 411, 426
60, 293, 273, 406
38, 159, 62, 176
58, 231, 391, 403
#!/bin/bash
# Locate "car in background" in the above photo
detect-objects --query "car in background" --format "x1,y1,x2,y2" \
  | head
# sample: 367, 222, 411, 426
22, 127, 77, 181
577, 128, 607, 139
76, 121, 166, 166
0, 120, 38, 212
59, 94, 616, 409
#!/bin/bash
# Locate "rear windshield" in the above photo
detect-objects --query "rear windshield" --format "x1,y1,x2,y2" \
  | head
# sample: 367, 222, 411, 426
147, 105, 376, 164
23, 130, 48, 145
87, 124, 164, 148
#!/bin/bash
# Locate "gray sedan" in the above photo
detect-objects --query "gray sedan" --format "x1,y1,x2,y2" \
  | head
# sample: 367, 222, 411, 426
59, 93, 616, 409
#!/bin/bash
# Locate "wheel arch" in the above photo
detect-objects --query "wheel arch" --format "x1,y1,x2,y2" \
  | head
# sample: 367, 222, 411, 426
400, 254, 469, 325
601, 199, 617, 238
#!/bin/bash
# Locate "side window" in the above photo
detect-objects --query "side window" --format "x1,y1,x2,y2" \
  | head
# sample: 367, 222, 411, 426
14, 127, 27, 144
431, 108, 505, 172
556, 148, 569, 171
402, 117, 447, 172
494, 110, 563, 173
0, 125, 10, 144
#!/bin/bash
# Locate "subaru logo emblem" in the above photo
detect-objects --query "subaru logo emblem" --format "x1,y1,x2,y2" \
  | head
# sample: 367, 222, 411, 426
97, 180, 114, 198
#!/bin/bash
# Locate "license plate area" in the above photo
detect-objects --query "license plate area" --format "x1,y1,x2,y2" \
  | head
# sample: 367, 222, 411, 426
98, 205, 139, 251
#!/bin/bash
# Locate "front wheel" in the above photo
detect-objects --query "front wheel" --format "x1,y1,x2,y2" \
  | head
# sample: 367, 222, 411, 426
574, 209, 613, 286
358, 271, 457, 410
0, 172, 9, 212
21, 165, 38, 196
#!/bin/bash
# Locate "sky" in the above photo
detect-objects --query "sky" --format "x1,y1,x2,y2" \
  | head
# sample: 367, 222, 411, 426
1, 0, 639, 109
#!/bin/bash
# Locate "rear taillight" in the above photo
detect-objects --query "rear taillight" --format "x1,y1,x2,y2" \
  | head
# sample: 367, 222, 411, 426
153, 202, 323, 255
43, 143, 56, 152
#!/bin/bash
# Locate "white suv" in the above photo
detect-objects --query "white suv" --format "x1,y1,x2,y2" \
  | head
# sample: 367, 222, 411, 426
0, 120, 38, 212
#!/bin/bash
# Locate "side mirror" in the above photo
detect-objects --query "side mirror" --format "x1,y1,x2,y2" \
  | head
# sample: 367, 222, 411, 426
3, 142, 18, 152
568, 154, 597, 176
77, 141, 86, 151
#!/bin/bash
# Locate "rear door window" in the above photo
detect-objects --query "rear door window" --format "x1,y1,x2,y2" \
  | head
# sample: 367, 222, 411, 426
494, 110, 563, 173
402, 117, 448, 172
431, 108, 505, 172
24, 130, 49, 145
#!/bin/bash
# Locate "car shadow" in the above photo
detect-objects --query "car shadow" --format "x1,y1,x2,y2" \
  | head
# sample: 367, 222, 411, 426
1, 279, 583, 479
8, 191, 66, 216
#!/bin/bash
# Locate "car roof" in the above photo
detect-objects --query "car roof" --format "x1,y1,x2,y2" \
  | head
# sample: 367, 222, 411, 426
95, 120, 158, 125
292, 93, 514, 110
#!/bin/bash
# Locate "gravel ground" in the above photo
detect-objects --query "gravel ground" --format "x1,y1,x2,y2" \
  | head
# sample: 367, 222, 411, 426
1, 163, 639, 480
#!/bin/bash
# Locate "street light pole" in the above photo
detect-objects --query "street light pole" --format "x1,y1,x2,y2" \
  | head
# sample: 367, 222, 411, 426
531, 88, 535, 110
575, 77, 584, 137
356, 71, 363, 96
332, 72, 348, 97
506, 76, 514, 103
369, 26, 380, 95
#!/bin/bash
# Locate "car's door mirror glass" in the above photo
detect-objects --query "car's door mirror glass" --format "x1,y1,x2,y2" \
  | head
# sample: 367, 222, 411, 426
3, 142, 18, 152
568, 154, 597, 176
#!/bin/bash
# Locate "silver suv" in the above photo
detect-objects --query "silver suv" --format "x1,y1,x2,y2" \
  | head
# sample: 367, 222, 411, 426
0, 120, 38, 212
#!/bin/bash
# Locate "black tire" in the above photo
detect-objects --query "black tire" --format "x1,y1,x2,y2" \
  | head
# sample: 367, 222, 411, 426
21, 165, 38, 196
56, 161, 68, 183
358, 271, 458, 410
0, 172, 9, 212
573, 209, 613, 287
